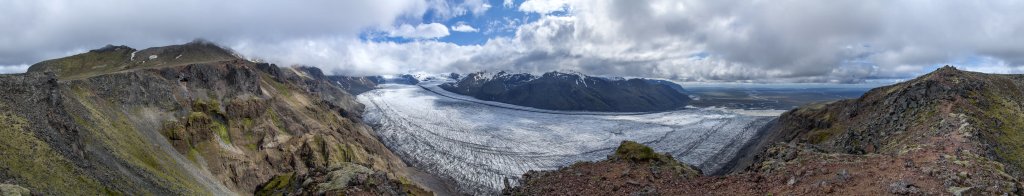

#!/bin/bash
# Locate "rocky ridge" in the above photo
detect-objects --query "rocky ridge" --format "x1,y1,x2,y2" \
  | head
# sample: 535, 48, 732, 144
0, 42, 432, 195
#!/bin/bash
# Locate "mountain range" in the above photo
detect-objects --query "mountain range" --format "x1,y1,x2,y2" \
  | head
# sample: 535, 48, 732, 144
440, 71, 692, 112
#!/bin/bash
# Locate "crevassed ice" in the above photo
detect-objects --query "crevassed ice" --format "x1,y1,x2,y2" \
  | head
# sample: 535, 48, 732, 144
357, 84, 779, 195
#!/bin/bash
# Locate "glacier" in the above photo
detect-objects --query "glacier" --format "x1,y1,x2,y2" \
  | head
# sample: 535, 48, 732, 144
357, 83, 781, 195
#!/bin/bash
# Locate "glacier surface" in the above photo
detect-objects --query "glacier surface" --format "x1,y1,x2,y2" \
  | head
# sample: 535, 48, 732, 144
357, 83, 780, 194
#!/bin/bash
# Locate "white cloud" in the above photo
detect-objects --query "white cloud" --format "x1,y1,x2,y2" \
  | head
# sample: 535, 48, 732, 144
503, 0, 515, 8
0, 0, 433, 66
389, 23, 450, 39
0, 64, 29, 74
427, 0, 492, 20
227, 0, 1024, 82
3, 0, 1024, 82
451, 23, 479, 32
519, 0, 568, 14
483, 17, 523, 35
486, 0, 1024, 82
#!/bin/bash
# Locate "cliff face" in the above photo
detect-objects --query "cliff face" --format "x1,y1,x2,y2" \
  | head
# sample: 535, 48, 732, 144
506, 66, 1023, 195
1, 43, 428, 195
327, 75, 385, 95
440, 71, 691, 112
327, 74, 426, 95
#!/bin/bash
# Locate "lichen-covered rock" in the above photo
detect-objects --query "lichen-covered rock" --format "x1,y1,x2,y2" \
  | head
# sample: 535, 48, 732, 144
0, 184, 30, 196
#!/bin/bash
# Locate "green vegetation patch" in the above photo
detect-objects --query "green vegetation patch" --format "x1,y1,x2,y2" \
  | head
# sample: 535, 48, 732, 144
29, 47, 134, 80
69, 93, 209, 194
255, 172, 295, 196
979, 90, 1024, 175
211, 120, 231, 144
262, 73, 293, 97
613, 140, 660, 162
0, 112, 107, 195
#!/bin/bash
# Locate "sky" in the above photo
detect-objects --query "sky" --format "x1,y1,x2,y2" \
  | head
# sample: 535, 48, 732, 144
1, 0, 1023, 83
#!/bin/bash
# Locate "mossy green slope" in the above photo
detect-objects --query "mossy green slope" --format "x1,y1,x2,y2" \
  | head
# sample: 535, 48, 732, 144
0, 107, 107, 195
27, 40, 240, 80
27, 45, 135, 80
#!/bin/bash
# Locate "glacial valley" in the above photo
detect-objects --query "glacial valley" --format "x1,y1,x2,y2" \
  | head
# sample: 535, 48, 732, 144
358, 83, 782, 194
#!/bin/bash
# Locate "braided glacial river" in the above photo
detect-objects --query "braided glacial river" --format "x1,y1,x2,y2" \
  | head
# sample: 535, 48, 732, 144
357, 83, 782, 195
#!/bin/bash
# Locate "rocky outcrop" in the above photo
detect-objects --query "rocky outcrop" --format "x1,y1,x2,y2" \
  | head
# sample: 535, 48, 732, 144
503, 141, 702, 195
744, 66, 1022, 194
0, 184, 30, 196
2, 42, 430, 195
255, 162, 429, 196
441, 71, 691, 112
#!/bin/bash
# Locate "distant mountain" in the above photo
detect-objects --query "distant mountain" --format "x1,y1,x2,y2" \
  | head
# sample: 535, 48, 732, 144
2, 42, 431, 195
28, 39, 240, 80
327, 74, 419, 95
505, 66, 1023, 195
327, 75, 386, 95
328, 73, 459, 95
440, 71, 692, 112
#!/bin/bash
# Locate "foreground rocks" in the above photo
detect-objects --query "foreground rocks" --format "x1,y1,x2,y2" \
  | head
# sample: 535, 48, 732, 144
503, 141, 702, 195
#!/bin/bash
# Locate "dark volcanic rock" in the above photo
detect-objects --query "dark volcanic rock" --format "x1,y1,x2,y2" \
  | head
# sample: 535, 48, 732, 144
441, 71, 691, 112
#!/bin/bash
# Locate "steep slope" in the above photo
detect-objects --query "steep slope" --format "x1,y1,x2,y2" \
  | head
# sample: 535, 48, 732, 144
506, 66, 1023, 195
748, 65, 1022, 194
328, 75, 385, 95
2, 43, 429, 195
440, 71, 691, 112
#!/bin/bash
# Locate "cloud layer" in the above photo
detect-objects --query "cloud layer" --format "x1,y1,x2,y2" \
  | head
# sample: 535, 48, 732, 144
1, 0, 1023, 83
